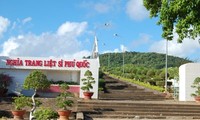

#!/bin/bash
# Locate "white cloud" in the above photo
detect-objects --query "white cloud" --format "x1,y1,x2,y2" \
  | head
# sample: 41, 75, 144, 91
0, 16, 10, 37
72, 50, 91, 58
57, 21, 87, 36
120, 44, 128, 52
94, 3, 109, 13
11, 21, 17, 30
103, 49, 119, 54
0, 21, 91, 58
131, 33, 151, 48
102, 44, 128, 54
80, 1, 120, 15
149, 34, 200, 58
0, 37, 19, 56
126, 0, 149, 21
113, 49, 120, 53
22, 17, 32, 24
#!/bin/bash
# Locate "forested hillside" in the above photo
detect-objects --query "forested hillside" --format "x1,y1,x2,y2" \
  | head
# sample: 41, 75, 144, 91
99, 52, 192, 69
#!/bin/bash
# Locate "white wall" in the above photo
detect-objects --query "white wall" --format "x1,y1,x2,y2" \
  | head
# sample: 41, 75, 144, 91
179, 63, 200, 101
45, 70, 80, 83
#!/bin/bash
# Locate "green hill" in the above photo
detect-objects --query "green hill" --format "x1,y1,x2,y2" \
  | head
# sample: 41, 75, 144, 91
99, 51, 192, 69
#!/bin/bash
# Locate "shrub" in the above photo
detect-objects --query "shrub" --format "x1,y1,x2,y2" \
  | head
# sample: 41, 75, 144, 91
56, 83, 74, 110
99, 70, 104, 78
33, 107, 58, 120
12, 95, 32, 110
99, 79, 105, 91
191, 77, 200, 97
0, 73, 13, 89
49, 81, 79, 85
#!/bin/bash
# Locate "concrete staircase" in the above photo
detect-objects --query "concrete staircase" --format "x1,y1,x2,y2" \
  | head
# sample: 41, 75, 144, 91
77, 75, 200, 119
77, 100, 200, 119
99, 75, 166, 101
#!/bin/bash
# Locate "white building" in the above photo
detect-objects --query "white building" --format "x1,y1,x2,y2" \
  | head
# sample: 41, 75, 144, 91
179, 63, 200, 101
0, 56, 99, 98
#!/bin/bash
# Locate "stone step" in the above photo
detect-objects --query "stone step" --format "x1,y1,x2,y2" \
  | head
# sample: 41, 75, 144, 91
106, 87, 142, 91
99, 96, 164, 99
78, 101, 200, 111
104, 90, 157, 95
105, 90, 153, 94
85, 114, 167, 119
99, 94, 164, 99
104, 79, 118, 83
77, 100, 200, 119
78, 102, 200, 111
105, 84, 128, 89
78, 101, 200, 108
78, 106, 200, 113
103, 89, 155, 92
99, 98, 165, 101
100, 94, 163, 97
83, 110, 200, 116
79, 107, 200, 113
90, 117, 200, 120
85, 113, 200, 119
90, 115, 200, 119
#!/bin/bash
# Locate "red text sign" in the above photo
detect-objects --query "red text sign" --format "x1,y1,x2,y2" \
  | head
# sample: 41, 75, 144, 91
6, 58, 90, 68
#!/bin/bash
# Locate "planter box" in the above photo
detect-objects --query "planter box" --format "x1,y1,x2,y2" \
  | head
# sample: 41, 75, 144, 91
38, 85, 80, 98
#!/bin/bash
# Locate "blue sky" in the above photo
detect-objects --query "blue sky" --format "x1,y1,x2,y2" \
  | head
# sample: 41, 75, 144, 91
0, 0, 200, 61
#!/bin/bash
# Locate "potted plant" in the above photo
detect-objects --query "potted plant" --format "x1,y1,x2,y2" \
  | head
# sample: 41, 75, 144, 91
56, 83, 74, 120
191, 77, 200, 102
23, 70, 50, 120
0, 73, 13, 97
11, 95, 32, 120
81, 70, 95, 100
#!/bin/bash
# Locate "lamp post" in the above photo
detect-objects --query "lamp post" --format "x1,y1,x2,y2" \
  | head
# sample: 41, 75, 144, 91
103, 43, 110, 68
122, 47, 125, 74
165, 39, 168, 93
114, 33, 125, 74
108, 52, 110, 68
103, 23, 111, 68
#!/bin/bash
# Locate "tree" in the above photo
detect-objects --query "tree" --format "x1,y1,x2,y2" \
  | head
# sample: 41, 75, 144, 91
143, 0, 200, 42
146, 69, 155, 77
23, 70, 50, 120
81, 70, 95, 92
159, 71, 169, 80
168, 67, 179, 79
